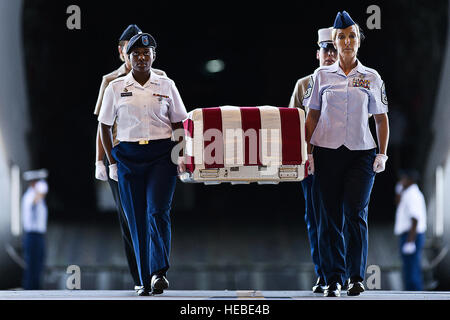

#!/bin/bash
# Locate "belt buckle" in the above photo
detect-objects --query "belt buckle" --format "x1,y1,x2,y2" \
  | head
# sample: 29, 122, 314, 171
139, 140, 149, 145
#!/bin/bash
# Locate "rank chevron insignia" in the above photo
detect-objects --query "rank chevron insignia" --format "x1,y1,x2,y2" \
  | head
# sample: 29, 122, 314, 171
303, 75, 313, 100
381, 81, 388, 105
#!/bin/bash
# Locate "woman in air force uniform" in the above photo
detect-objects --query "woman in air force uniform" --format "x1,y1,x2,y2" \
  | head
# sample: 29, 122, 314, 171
303, 11, 389, 297
98, 32, 188, 296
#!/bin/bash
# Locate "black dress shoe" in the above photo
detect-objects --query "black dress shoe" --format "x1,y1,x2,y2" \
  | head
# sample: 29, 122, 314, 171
324, 283, 341, 297
137, 287, 150, 296
342, 279, 349, 291
347, 281, 365, 296
151, 274, 169, 294
312, 277, 326, 293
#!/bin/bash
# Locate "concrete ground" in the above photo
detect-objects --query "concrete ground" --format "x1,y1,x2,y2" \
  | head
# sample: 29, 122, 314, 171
40, 218, 411, 291
1, 289, 449, 300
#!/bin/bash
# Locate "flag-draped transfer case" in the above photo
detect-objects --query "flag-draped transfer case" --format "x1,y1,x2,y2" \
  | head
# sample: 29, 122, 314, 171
180, 106, 308, 184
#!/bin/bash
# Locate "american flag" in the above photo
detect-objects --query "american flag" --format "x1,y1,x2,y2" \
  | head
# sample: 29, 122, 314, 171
182, 106, 307, 182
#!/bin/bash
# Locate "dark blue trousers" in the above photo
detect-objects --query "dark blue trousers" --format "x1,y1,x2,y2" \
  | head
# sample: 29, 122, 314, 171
23, 232, 45, 290
301, 175, 323, 280
302, 175, 352, 282
400, 232, 425, 291
104, 158, 140, 286
313, 146, 376, 285
112, 139, 177, 288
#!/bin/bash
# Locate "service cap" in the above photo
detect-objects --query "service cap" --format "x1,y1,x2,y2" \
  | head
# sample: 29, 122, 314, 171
119, 24, 142, 41
23, 168, 48, 182
126, 33, 157, 55
317, 27, 334, 48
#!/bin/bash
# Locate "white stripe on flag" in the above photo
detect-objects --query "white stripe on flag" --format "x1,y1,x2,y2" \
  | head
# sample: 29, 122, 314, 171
259, 106, 282, 166
191, 109, 204, 168
221, 106, 244, 166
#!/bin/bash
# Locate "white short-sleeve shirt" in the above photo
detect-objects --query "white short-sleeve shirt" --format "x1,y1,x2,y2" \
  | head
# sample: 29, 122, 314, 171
22, 182, 48, 234
98, 71, 188, 142
303, 60, 388, 150
394, 184, 427, 235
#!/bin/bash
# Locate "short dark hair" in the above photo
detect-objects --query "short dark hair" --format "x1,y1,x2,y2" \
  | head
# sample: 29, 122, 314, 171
399, 169, 420, 183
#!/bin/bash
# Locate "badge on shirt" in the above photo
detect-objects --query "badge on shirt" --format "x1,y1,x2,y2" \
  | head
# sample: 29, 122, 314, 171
153, 93, 169, 101
303, 75, 314, 100
381, 81, 388, 105
351, 78, 371, 89
121, 92, 133, 97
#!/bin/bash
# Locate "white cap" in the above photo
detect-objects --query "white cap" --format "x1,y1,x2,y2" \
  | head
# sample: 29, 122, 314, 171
317, 27, 333, 45
23, 168, 48, 182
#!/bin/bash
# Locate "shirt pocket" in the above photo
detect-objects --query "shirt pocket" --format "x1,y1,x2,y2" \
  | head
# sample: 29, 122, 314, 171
151, 93, 170, 120
117, 98, 142, 127
348, 87, 370, 115
323, 89, 346, 112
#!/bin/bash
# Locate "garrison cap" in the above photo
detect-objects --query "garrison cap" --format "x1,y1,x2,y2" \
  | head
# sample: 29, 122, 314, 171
119, 24, 142, 41
333, 11, 356, 29
23, 168, 48, 182
126, 33, 157, 54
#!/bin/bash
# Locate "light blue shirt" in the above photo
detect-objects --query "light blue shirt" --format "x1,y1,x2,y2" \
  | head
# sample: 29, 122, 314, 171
303, 60, 388, 150
22, 182, 48, 233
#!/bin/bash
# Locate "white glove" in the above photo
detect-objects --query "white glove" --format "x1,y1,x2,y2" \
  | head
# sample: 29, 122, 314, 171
395, 182, 403, 195
373, 154, 388, 173
109, 163, 118, 181
402, 242, 416, 255
307, 154, 314, 175
95, 161, 108, 181
177, 156, 186, 174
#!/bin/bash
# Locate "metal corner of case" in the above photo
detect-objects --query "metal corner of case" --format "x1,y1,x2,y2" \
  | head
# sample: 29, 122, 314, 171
203, 181, 222, 185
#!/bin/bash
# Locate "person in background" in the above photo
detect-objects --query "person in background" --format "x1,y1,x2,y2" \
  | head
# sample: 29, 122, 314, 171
394, 169, 427, 291
93, 24, 167, 292
289, 26, 339, 293
21, 169, 49, 290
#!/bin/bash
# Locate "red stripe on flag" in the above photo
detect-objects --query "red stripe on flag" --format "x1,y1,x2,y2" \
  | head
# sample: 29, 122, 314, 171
240, 107, 262, 166
279, 108, 302, 165
183, 118, 194, 138
185, 155, 195, 173
202, 108, 224, 168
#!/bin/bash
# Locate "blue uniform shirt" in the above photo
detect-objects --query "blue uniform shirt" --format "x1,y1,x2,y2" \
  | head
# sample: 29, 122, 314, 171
303, 60, 388, 150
